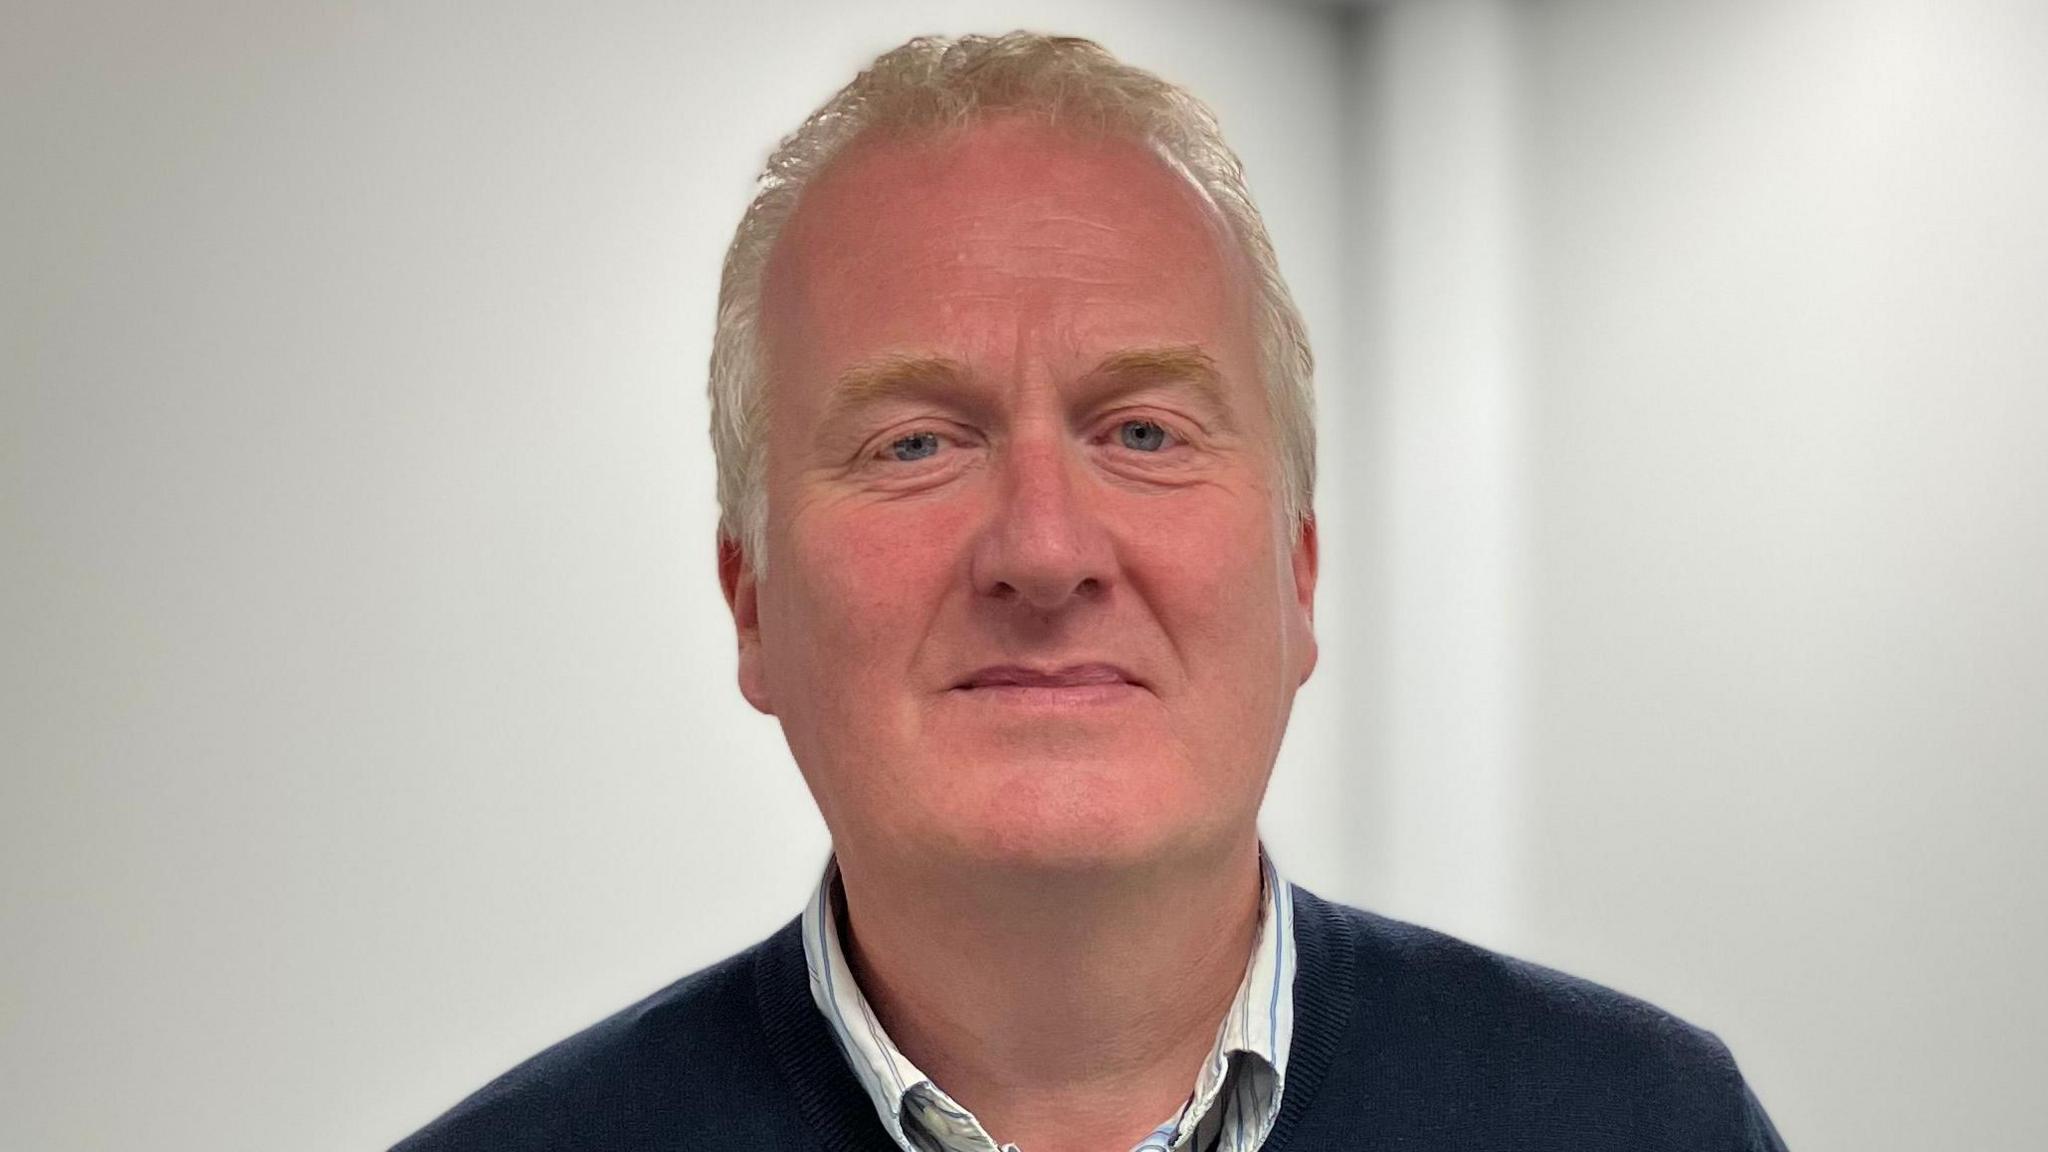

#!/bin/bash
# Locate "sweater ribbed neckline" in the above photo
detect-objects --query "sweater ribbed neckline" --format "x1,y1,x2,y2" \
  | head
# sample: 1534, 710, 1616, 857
752, 886, 1363, 1152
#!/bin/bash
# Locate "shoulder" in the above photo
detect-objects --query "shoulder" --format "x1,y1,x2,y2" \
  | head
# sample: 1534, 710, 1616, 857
1309, 890, 1731, 1068
1284, 888, 1784, 1150
392, 920, 814, 1152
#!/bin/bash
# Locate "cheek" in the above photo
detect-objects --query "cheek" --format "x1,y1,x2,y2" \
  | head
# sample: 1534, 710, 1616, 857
1118, 491, 1294, 648
765, 497, 970, 694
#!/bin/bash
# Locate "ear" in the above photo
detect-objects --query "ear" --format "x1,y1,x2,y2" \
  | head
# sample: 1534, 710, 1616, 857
1290, 514, 1319, 686
718, 532, 776, 715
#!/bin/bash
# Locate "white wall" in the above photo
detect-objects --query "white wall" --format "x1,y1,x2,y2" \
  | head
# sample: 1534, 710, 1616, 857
1352, 2, 2048, 1149
0, 3, 1352, 1149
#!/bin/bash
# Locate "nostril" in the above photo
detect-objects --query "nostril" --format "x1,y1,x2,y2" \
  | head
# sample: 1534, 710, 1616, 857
986, 574, 1106, 613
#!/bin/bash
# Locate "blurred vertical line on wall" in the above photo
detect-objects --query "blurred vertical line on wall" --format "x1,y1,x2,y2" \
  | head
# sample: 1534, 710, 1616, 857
1353, 0, 1531, 948
1327, 0, 1391, 908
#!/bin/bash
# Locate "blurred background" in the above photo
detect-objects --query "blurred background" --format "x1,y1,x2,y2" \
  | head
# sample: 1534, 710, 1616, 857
4, 1, 2044, 1148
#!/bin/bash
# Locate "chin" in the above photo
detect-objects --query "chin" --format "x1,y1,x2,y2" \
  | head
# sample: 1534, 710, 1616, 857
937, 752, 1229, 877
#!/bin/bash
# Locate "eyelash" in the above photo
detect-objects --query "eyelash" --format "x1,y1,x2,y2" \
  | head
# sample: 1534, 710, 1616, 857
866, 416, 1189, 467
875, 426, 968, 464
1099, 417, 1179, 454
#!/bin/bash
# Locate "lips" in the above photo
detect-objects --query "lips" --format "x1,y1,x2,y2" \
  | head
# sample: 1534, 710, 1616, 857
952, 663, 1143, 691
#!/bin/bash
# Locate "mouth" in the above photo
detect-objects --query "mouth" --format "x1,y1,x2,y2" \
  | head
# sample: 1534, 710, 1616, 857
950, 663, 1148, 705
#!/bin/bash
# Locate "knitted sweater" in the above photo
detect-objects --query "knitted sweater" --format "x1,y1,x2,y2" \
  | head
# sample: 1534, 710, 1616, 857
394, 887, 1788, 1151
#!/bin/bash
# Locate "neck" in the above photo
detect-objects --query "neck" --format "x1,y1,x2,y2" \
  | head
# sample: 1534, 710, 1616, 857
832, 837, 1265, 1152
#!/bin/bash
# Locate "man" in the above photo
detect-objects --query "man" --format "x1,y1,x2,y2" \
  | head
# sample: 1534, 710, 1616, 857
398, 33, 1787, 1152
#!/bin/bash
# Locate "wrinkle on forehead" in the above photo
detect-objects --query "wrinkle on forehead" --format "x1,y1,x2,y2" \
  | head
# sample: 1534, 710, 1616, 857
1030, 212, 1125, 235
757, 117, 1260, 427
766, 118, 1246, 297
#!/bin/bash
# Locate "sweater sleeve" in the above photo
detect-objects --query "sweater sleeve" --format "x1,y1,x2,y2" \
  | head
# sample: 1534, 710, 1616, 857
1738, 1077, 1790, 1152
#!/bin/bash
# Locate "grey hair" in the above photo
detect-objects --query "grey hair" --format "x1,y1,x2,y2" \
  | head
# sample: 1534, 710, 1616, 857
708, 32, 1315, 568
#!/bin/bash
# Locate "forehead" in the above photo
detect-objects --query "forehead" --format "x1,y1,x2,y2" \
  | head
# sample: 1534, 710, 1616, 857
759, 118, 1256, 387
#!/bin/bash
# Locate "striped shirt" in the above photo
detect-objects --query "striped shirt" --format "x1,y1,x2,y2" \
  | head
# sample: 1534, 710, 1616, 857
801, 852, 1297, 1152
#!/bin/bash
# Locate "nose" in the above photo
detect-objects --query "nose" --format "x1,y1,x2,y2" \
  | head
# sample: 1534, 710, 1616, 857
969, 430, 1115, 614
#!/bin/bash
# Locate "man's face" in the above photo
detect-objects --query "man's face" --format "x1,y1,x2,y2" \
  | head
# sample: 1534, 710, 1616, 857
723, 119, 1317, 881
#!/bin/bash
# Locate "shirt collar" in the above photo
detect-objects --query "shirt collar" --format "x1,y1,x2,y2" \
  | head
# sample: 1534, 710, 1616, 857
801, 850, 1297, 1152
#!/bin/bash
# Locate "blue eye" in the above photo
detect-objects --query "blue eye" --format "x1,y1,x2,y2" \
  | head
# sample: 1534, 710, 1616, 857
889, 431, 942, 461
1118, 420, 1169, 452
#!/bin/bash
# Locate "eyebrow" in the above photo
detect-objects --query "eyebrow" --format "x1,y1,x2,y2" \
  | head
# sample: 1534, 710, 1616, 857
1078, 345, 1235, 428
817, 343, 1237, 432
815, 350, 974, 438
823, 354, 973, 427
